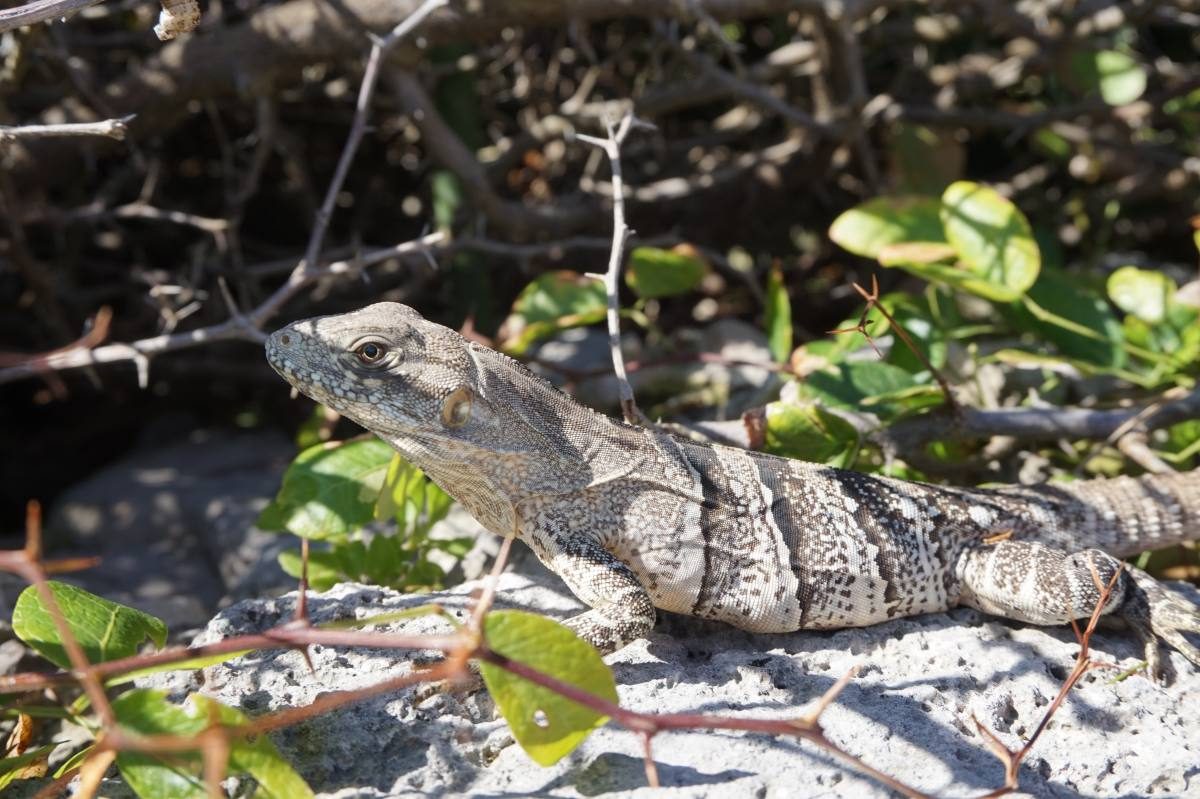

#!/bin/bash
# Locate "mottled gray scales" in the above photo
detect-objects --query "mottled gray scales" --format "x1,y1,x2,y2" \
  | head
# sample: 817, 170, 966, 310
680, 444, 801, 631
266, 302, 1200, 682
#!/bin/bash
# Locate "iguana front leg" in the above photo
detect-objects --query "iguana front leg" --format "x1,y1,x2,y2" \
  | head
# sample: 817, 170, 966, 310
526, 522, 656, 654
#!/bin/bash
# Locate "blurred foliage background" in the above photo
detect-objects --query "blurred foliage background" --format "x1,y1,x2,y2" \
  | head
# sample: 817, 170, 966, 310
3, 0, 1200, 539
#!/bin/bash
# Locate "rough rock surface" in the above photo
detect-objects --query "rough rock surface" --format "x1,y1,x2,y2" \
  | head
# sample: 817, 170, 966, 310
146, 570, 1200, 798
40, 429, 297, 630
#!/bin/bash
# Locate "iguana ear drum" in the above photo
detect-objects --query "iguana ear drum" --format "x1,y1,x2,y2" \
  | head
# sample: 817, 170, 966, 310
442, 386, 472, 428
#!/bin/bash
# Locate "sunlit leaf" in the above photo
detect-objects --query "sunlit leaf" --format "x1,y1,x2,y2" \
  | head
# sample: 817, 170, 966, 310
478, 611, 617, 767
625, 246, 708, 299
278, 548, 344, 592
12, 582, 166, 670
937, 181, 1041, 301
1068, 48, 1147, 106
760, 402, 858, 467
828, 196, 945, 259
257, 438, 393, 540
112, 690, 312, 799
1107, 266, 1176, 325
502, 272, 607, 355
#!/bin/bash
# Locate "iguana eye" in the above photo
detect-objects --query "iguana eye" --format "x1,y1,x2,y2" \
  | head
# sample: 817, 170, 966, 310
354, 342, 387, 365
442, 386, 472, 428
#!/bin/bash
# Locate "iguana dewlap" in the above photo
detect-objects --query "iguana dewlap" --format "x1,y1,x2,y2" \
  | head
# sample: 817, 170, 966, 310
266, 302, 1200, 680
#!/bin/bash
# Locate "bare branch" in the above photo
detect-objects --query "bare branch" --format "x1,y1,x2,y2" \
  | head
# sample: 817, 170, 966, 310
0, 231, 445, 388
301, 0, 449, 274
0, 115, 134, 142
668, 35, 835, 135
0, 0, 105, 33
389, 71, 595, 239
577, 111, 648, 426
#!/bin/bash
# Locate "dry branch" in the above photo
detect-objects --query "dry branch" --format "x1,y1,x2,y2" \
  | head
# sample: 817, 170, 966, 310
0, 0, 105, 32
4, 0, 889, 186
0, 232, 445, 388
0, 115, 134, 142
578, 111, 647, 426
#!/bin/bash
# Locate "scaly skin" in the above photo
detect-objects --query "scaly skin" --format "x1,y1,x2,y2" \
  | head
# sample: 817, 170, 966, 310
266, 302, 1200, 680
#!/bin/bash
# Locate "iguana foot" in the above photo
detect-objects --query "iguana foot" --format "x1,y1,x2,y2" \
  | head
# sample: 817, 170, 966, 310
1118, 566, 1200, 683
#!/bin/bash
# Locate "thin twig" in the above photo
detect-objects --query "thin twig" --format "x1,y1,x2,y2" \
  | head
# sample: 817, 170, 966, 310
577, 111, 648, 426
830, 275, 959, 412
300, 0, 449, 275
0, 115, 135, 142
0, 231, 444, 388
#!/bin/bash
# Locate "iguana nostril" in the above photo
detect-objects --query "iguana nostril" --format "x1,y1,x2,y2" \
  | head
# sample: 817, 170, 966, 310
280, 333, 291, 345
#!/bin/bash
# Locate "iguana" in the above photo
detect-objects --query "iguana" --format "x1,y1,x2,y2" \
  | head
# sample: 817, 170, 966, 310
266, 302, 1200, 680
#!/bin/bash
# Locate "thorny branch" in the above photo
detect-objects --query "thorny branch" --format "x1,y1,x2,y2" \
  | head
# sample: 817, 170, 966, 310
0, 232, 445, 389
300, 0, 448, 275
0, 0, 104, 33
829, 274, 960, 412
578, 111, 650, 426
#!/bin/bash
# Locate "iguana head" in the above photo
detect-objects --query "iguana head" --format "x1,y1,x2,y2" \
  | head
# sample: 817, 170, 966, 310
265, 302, 595, 479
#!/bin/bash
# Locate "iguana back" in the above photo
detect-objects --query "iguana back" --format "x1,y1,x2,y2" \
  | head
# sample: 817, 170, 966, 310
265, 302, 1200, 680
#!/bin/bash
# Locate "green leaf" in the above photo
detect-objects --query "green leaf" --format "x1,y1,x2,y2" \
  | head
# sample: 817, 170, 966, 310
1121, 304, 1200, 364
828, 196, 945, 259
478, 611, 617, 767
760, 402, 859, 467
12, 582, 167, 670
1107, 266, 1176, 325
938, 181, 1041, 301
1068, 48, 1147, 106
799, 361, 921, 419
258, 438, 394, 540
1009, 269, 1126, 367
624, 247, 707, 299
512, 271, 607, 325
502, 272, 608, 355
431, 171, 464, 233
112, 690, 312, 799
765, 265, 793, 363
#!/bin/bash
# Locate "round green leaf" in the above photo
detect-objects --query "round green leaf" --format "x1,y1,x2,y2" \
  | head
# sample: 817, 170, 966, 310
625, 246, 708, 299
938, 181, 1040, 301
1106, 266, 1177, 325
12, 582, 167, 670
511, 271, 606, 324
478, 610, 617, 767
799, 361, 923, 420
1068, 49, 1147, 106
503, 271, 608, 354
761, 402, 859, 467
829, 196, 945, 258
257, 438, 394, 540
1007, 270, 1125, 368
